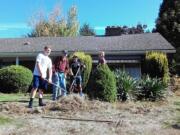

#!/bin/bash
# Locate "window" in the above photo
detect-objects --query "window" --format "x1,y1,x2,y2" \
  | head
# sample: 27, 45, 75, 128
125, 64, 141, 79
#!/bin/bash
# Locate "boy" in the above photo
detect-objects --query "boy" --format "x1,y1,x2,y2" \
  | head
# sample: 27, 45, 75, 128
28, 46, 52, 108
70, 55, 85, 96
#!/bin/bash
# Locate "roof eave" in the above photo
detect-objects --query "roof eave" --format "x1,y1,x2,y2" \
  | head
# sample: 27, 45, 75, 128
0, 49, 176, 57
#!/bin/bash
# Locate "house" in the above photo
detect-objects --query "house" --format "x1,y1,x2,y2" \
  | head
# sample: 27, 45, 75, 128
0, 33, 176, 79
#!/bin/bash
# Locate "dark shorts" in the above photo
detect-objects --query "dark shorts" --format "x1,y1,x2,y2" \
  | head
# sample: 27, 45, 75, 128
32, 75, 47, 90
75, 76, 82, 86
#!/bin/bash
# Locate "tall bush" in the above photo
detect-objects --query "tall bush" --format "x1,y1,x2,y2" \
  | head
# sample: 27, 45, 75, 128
69, 52, 92, 90
145, 51, 170, 85
0, 65, 33, 93
88, 64, 117, 102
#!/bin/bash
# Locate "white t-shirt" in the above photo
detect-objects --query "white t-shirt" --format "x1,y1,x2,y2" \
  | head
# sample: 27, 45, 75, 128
33, 53, 52, 78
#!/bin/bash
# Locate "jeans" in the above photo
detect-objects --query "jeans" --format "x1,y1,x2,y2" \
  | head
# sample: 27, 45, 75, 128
52, 72, 67, 100
52, 72, 60, 100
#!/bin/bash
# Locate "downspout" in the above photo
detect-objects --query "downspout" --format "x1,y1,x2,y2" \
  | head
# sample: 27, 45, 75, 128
16, 56, 19, 65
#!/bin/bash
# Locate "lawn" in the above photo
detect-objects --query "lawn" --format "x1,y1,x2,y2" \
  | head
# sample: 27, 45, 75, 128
0, 93, 52, 102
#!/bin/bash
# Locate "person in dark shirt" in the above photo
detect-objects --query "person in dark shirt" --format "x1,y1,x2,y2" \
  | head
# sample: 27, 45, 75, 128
52, 50, 69, 100
70, 55, 85, 96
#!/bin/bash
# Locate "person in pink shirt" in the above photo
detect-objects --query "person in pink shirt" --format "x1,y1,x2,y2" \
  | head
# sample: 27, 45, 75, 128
98, 51, 106, 65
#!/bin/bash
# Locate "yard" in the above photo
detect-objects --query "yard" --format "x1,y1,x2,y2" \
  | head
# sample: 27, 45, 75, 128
0, 92, 180, 135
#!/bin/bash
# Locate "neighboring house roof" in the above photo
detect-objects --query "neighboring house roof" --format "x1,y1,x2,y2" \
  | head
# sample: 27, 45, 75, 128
0, 33, 176, 57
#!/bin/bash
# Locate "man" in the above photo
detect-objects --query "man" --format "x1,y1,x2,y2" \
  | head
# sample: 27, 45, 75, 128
28, 46, 52, 108
53, 50, 69, 98
70, 55, 85, 96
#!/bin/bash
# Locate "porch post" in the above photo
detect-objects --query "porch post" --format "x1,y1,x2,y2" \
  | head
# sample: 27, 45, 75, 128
16, 56, 19, 65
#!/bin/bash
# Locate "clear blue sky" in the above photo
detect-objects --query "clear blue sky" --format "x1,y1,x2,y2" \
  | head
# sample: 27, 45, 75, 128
0, 0, 163, 38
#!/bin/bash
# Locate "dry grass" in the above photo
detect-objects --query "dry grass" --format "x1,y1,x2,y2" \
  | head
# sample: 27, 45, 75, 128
171, 76, 180, 95
46, 94, 88, 112
0, 94, 179, 135
0, 103, 29, 114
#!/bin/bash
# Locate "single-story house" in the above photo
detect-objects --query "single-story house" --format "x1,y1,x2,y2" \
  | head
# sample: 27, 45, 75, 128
0, 33, 176, 79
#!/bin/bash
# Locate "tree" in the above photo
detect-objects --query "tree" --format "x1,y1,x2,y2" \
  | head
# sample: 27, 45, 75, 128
105, 23, 149, 36
28, 5, 79, 37
79, 23, 96, 36
66, 5, 79, 36
156, 0, 180, 72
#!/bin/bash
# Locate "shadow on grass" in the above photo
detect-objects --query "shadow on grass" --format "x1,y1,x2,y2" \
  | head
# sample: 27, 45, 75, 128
172, 124, 180, 129
0, 100, 29, 103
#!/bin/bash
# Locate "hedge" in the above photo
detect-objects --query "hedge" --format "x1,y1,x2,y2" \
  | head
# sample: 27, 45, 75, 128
145, 51, 170, 86
0, 65, 33, 93
88, 64, 117, 102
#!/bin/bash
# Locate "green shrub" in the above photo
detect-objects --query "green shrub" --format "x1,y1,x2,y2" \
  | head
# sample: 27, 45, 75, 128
88, 64, 117, 102
136, 75, 166, 101
69, 52, 92, 90
145, 51, 170, 86
114, 69, 137, 101
0, 65, 33, 93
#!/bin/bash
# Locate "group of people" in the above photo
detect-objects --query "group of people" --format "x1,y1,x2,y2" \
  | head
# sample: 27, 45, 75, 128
28, 46, 106, 108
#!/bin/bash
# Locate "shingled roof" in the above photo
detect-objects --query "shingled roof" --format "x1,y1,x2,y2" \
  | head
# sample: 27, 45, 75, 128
0, 33, 175, 57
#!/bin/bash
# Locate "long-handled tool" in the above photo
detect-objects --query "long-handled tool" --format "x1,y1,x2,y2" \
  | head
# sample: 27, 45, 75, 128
24, 78, 66, 97
44, 78, 66, 92
69, 66, 81, 93
42, 116, 114, 123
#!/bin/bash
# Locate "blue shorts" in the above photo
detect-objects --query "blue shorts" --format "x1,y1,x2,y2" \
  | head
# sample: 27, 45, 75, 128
32, 75, 47, 90
75, 76, 82, 86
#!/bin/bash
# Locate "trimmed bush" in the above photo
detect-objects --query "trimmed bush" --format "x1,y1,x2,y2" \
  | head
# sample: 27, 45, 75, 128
88, 64, 117, 102
69, 52, 92, 90
114, 69, 137, 101
136, 75, 166, 101
145, 51, 170, 86
0, 65, 33, 93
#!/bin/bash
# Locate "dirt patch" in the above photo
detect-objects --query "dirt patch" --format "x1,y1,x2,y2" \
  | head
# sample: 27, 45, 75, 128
0, 103, 29, 114
0, 102, 48, 115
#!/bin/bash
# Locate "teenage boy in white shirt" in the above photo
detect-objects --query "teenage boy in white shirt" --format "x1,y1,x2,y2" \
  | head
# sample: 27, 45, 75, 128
28, 46, 52, 108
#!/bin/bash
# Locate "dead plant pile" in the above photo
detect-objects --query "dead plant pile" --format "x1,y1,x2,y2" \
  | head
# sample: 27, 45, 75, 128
46, 94, 115, 113
47, 94, 88, 112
